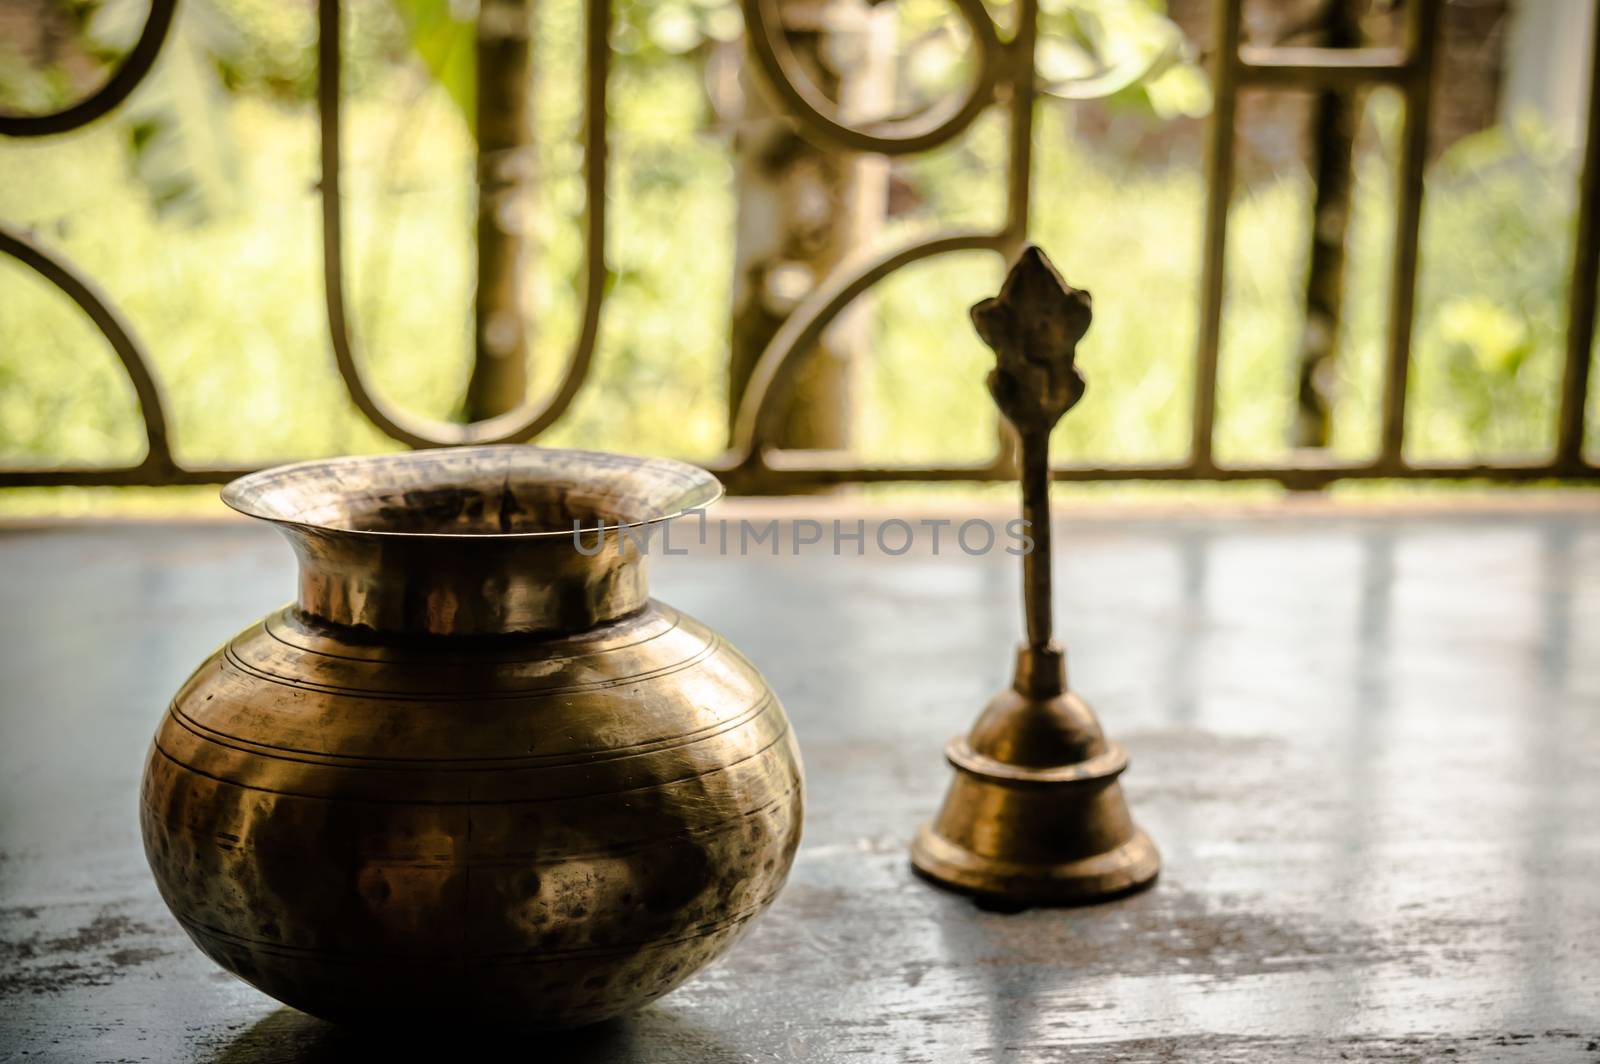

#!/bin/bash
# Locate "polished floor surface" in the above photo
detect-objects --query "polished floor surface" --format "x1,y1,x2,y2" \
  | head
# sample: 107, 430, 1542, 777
1, 506, 1597, 1061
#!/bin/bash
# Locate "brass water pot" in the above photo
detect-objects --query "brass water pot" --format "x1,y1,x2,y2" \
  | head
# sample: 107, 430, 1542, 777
140, 447, 804, 1027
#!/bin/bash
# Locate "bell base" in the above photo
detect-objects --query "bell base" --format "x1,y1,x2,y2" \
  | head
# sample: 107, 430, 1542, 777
910, 823, 1159, 907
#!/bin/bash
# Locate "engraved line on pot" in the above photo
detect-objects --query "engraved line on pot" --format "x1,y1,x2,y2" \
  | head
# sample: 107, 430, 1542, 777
169, 894, 777, 963
188, 775, 800, 863
264, 609, 683, 662
218, 633, 723, 701
166, 691, 778, 768
148, 723, 794, 806
261, 605, 687, 665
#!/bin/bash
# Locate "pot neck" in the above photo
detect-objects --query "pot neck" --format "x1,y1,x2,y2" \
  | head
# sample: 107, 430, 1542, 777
274, 524, 651, 637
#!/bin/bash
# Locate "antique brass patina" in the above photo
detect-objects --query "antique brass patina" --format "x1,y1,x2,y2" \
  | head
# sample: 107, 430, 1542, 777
911, 247, 1160, 905
140, 446, 803, 1027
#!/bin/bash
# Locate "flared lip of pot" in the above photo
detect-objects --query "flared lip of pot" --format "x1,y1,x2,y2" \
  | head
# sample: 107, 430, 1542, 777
219, 445, 724, 541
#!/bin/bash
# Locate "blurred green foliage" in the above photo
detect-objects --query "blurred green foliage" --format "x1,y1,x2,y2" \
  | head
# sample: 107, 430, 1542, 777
0, 0, 1594, 515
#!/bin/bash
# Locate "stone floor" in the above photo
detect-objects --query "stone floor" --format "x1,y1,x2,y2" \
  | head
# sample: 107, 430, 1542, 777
1, 504, 1597, 1061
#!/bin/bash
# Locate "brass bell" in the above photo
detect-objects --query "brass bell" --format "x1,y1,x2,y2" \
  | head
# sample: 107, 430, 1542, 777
911, 246, 1159, 906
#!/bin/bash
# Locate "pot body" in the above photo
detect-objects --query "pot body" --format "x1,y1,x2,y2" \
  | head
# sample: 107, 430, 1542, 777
141, 598, 802, 1027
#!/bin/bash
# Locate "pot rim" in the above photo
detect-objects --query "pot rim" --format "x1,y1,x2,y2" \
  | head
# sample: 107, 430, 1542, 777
220, 445, 724, 541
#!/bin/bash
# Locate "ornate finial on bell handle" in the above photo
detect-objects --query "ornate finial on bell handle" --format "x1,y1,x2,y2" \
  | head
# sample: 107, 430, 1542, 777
910, 245, 1160, 906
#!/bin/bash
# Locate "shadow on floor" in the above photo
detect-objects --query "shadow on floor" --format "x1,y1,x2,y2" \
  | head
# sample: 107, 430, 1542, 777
206, 1004, 746, 1063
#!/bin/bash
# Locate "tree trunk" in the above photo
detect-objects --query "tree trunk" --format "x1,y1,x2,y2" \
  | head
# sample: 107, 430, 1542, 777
466, 0, 535, 421
728, 0, 891, 453
1292, 0, 1361, 450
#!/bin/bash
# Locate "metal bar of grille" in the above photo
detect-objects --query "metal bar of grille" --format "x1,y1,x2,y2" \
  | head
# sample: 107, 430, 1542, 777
0, 226, 175, 480
2, 0, 1596, 489
1377, 0, 1440, 469
1236, 46, 1408, 89
1002, 0, 1036, 248
2, 457, 1587, 490
0, 0, 177, 136
1558, 10, 1600, 468
315, 0, 609, 448
712, 455, 1591, 492
1190, 0, 1243, 474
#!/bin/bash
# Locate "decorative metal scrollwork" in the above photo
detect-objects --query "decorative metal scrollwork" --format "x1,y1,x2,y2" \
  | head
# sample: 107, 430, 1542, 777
0, 0, 184, 486
0, 226, 176, 484
728, 232, 1013, 463
0, 0, 178, 137
737, 0, 1003, 156
724, 0, 1039, 480
2, 0, 1597, 488
317, 0, 609, 448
